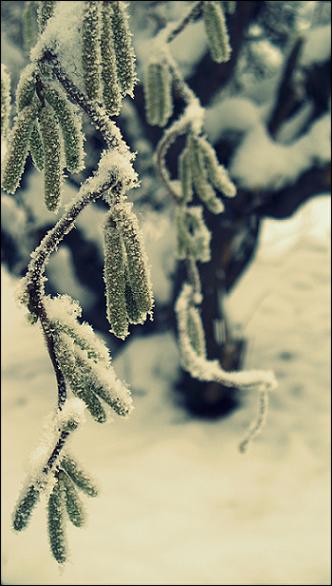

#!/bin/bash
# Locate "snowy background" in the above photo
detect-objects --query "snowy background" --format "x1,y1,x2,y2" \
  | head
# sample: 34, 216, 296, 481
2, 195, 331, 585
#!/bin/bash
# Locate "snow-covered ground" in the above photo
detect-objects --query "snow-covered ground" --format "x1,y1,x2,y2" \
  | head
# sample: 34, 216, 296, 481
2, 196, 331, 585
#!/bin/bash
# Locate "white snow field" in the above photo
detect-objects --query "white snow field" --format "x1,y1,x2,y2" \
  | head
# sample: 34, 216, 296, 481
1, 196, 331, 585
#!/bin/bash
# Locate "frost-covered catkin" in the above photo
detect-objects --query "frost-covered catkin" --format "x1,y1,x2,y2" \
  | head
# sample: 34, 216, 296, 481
59, 471, 85, 528
178, 146, 193, 203
30, 121, 45, 171
48, 479, 67, 565
144, 60, 173, 127
110, 1, 136, 97
100, 1, 122, 116
39, 105, 63, 212
22, 1, 39, 52
37, 0, 56, 34
12, 484, 40, 531
103, 213, 129, 340
203, 1, 231, 64
125, 267, 146, 325
176, 206, 211, 262
197, 137, 236, 197
189, 136, 224, 214
44, 85, 85, 173
112, 202, 154, 320
1, 102, 38, 194
82, 1, 102, 101
60, 455, 98, 497
1, 64, 11, 139
16, 64, 37, 112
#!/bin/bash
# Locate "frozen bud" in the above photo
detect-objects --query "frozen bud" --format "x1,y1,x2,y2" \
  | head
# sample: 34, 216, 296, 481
39, 105, 63, 212
178, 146, 193, 203
37, 0, 56, 33
44, 85, 85, 173
110, 1, 137, 97
103, 213, 129, 340
60, 454, 98, 497
58, 471, 85, 528
196, 137, 236, 197
203, 1, 231, 64
22, 1, 39, 52
47, 479, 67, 565
16, 64, 37, 112
111, 202, 154, 321
1, 64, 11, 139
175, 206, 211, 263
100, 1, 122, 116
82, 1, 102, 101
12, 484, 40, 531
29, 121, 45, 171
1, 102, 38, 194
144, 59, 173, 127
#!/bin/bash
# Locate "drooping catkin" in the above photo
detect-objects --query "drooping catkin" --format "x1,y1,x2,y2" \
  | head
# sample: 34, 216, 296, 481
100, 1, 122, 116
144, 60, 173, 127
203, 1, 231, 64
110, 1, 137, 97
12, 484, 40, 531
29, 121, 45, 171
22, 1, 39, 52
103, 213, 129, 340
39, 105, 63, 212
189, 136, 224, 214
1, 102, 38, 194
111, 202, 154, 319
176, 206, 211, 263
82, 1, 102, 101
125, 267, 147, 325
1, 64, 11, 139
178, 146, 193, 203
37, 0, 56, 34
196, 136, 236, 197
47, 479, 67, 565
60, 455, 98, 497
187, 306, 207, 357
59, 471, 85, 528
43, 85, 85, 173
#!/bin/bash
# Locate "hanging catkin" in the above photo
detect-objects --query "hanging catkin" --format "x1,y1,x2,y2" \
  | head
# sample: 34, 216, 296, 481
178, 146, 193, 203
196, 136, 236, 197
59, 471, 85, 528
37, 0, 56, 34
16, 64, 37, 112
176, 206, 211, 262
60, 455, 98, 497
43, 85, 85, 173
12, 484, 40, 531
100, 1, 122, 116
186, 305, 207, 357
110, 1, 136, 97
1, 102, 38, 194
144, 59, 173, 127
47, 479, 67, 565
103, 213, 129, 340
189, 136, 224, 214
1, 64, 11, 139
30, 121, 45, 171
39, 105, 63, 212
82, 1, 102, 101
203, 1, 231, 64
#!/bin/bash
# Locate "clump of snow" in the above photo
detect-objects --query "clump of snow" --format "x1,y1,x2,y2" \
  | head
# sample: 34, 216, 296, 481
56, 398, 86, 429
301, 24, 331, 67
82, 148, 139, 197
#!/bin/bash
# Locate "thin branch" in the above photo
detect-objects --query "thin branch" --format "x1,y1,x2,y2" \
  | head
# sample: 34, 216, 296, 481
165, 1, 204, 44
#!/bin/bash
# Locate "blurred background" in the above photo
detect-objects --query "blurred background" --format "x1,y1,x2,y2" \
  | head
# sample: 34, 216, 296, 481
1, 1, 331, 584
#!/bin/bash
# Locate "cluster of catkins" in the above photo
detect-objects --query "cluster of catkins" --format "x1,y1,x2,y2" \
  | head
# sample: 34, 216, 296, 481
1, 0, 136, 212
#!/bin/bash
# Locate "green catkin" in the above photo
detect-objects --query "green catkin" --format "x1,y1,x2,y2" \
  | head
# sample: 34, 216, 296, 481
203, 1, 231, 64
43, 85, 84, 173
100, 1, 122, 116
197, 137, 236, 197
48, 479, 66, 565
187, 306, 206, 357
1, 64, 11, 139
30, 121, 45, 171
22, 1, 39, 52
39, 105, 63, 212
144, 60, 173, 127
176, 206, 211, 262
112, 203, 154, 319
178, 146, 193, 203
144, 62, 160, 126
16, 64, 37, 112
189, 137, 224, 215
60, 455, 98, 497
75, 387, 107, 423
37, 0, 56, 34
12, 484, 40, 531
103, 213, 129, 340
51, 321, 108, 364
82, 1, 102, 101
59, 471, 85, 528
110, 1, 136, 97
1, 102, 38, 194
